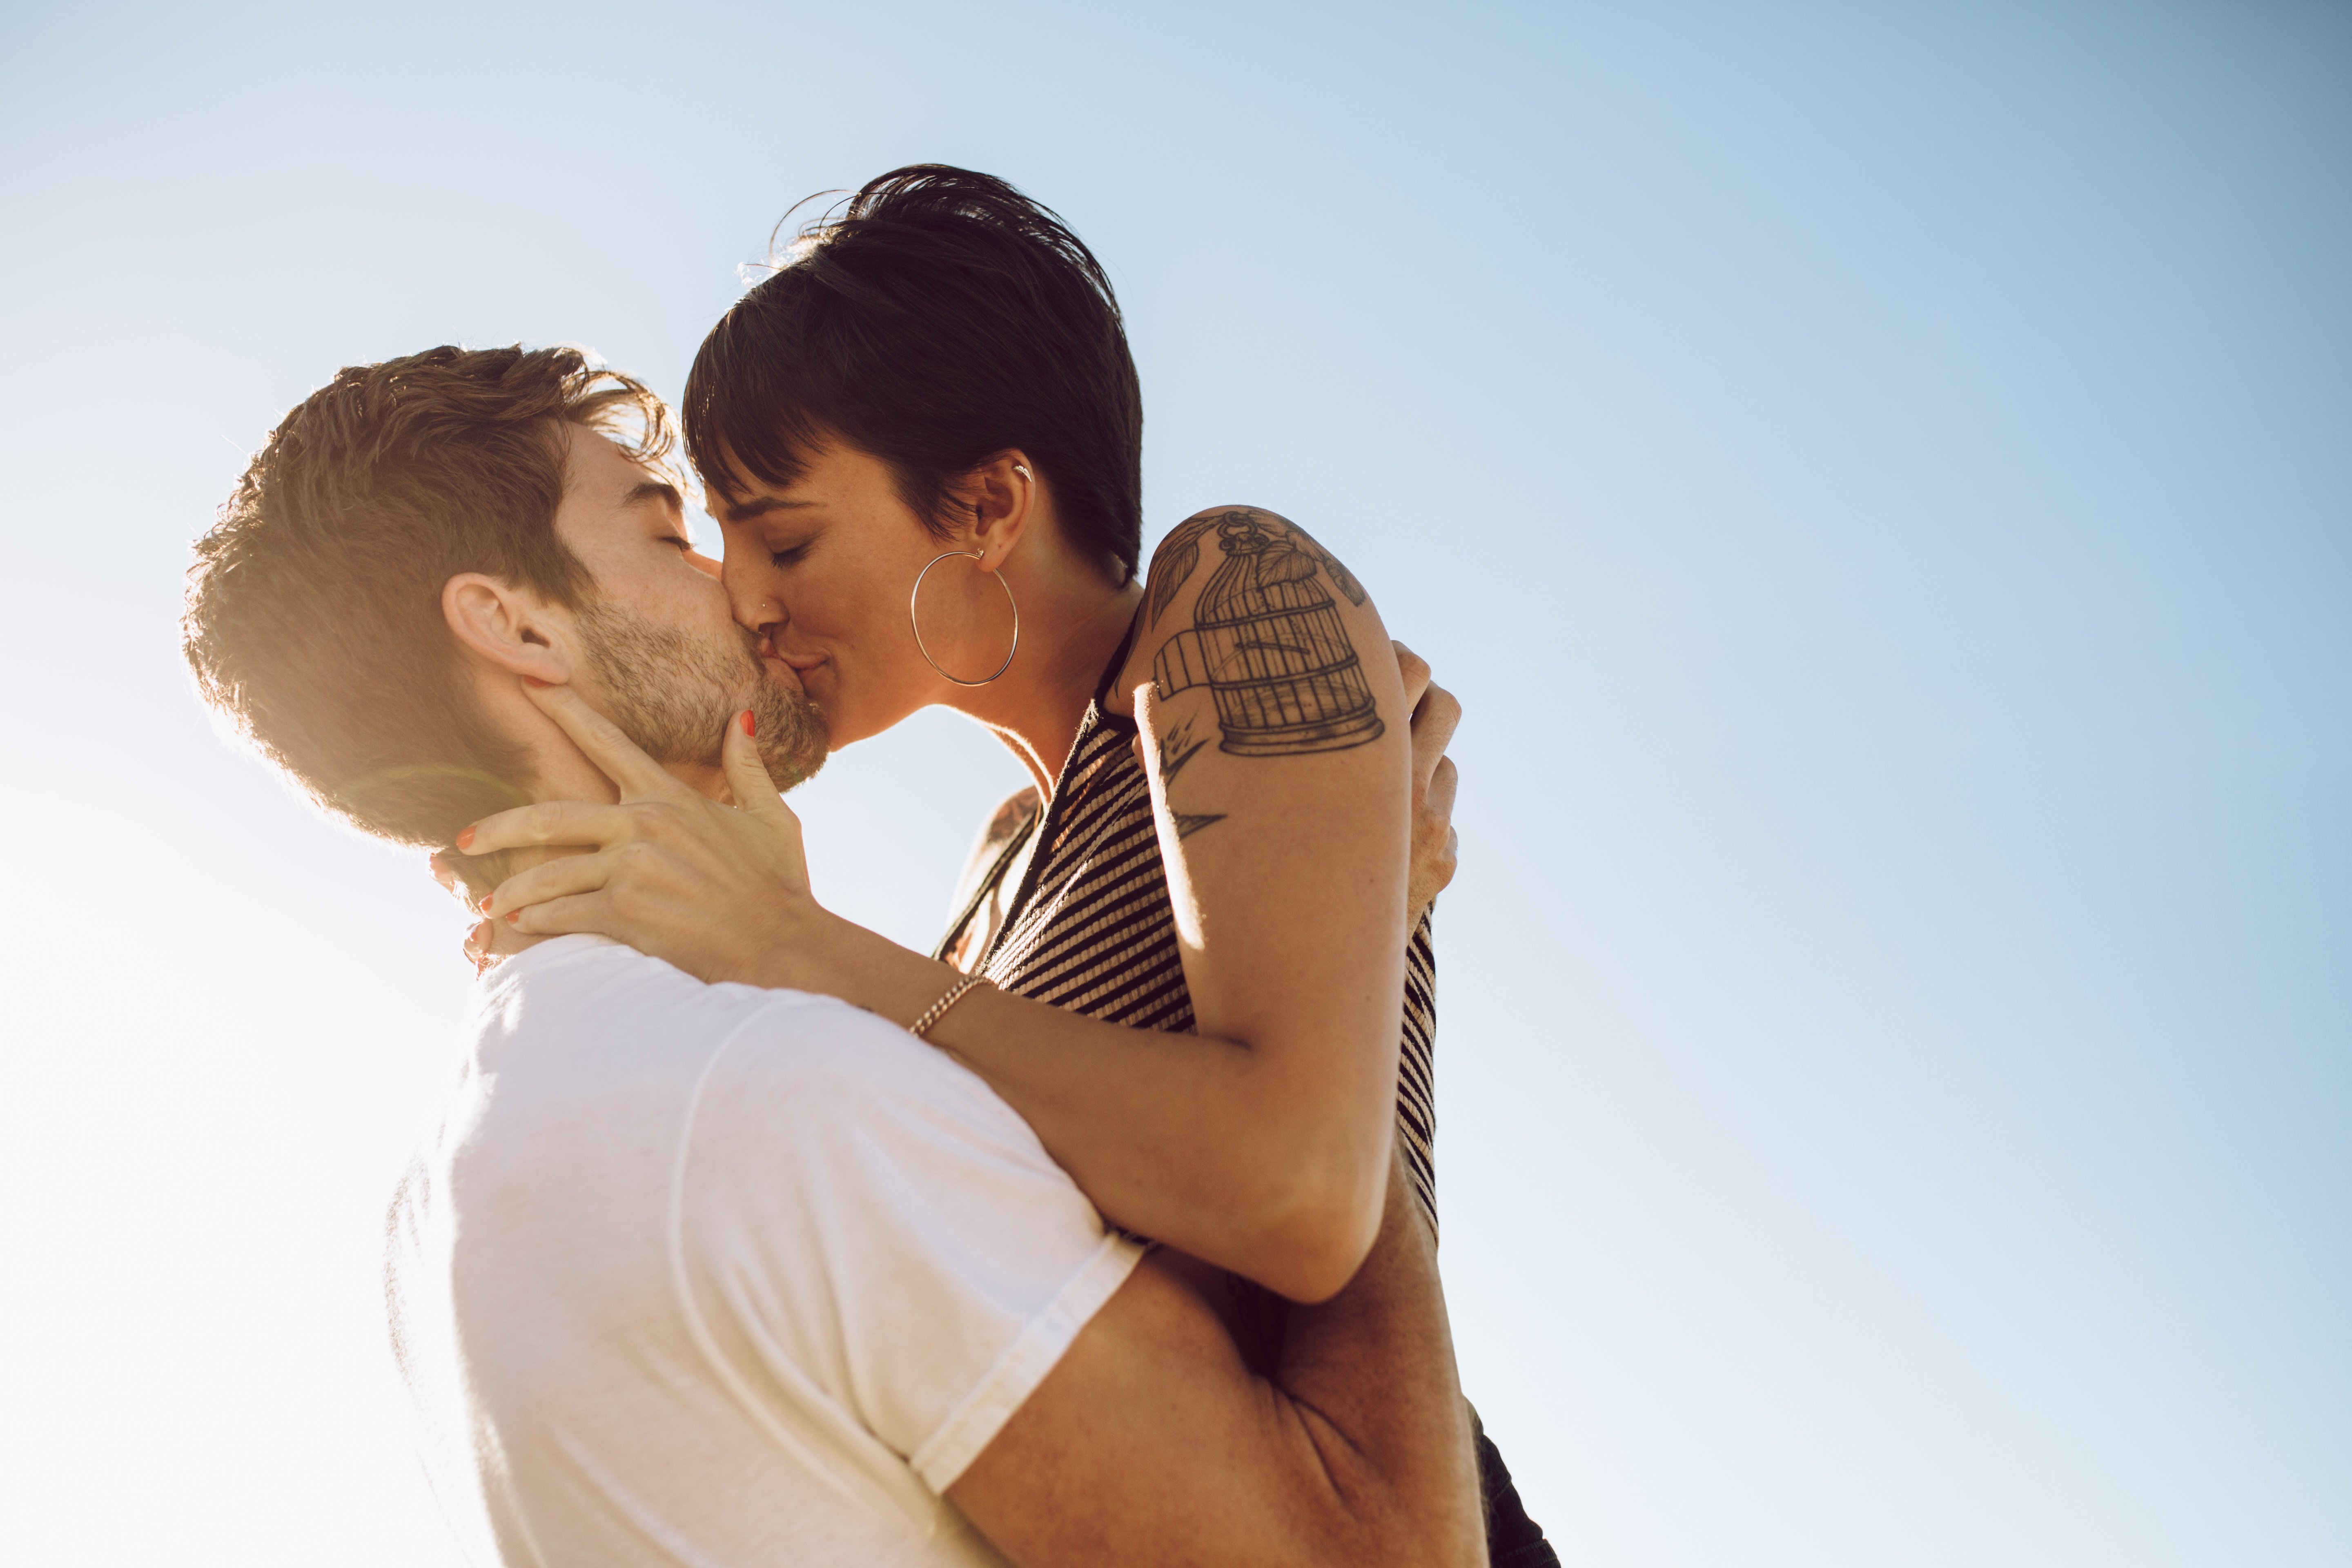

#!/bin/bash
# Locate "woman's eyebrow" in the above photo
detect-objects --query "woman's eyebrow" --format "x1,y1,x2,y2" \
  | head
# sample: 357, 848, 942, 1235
717, 495, 820, 524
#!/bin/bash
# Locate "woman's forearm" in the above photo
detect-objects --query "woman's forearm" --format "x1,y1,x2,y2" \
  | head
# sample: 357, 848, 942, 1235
801, 917, 1396, 1303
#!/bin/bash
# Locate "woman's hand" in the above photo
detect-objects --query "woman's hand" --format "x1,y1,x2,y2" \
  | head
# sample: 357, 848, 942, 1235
456, 682, 841, 988
423, 849, 496, 969
1395, 642, 1462, 923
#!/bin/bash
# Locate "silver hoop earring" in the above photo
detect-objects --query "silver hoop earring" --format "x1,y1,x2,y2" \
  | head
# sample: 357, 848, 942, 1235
910, 550, 1020, 686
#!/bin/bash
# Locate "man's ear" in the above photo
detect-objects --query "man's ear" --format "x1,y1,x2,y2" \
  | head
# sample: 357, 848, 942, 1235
442, 573, 574, 684
961, 451, 1040, 573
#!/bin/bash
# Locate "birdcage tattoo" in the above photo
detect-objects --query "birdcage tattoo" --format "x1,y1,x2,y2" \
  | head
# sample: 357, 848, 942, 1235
1153, 513, 1385, 756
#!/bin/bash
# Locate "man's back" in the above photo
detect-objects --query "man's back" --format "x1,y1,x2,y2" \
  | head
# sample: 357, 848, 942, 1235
387, 935, 1143, 1566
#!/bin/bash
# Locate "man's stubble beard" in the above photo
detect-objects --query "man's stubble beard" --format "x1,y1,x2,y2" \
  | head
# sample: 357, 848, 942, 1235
574, 599, 829, 792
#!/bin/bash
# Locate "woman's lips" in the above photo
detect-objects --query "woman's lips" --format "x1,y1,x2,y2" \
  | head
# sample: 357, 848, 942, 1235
751, 630, 825, 682
757, 625, 833, 677
758, 654, 809, 695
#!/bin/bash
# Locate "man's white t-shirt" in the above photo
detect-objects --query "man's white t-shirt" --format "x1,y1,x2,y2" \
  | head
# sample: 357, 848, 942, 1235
385, 935, 1144, 1566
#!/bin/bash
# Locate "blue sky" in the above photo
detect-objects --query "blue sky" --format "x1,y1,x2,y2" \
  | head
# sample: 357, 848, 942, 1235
1, 2, 2345, 1563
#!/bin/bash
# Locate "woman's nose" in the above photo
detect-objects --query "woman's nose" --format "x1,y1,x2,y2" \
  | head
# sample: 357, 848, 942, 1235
722, 560, 786, 641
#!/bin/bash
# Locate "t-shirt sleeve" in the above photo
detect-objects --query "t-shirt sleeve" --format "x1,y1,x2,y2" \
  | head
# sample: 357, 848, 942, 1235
675, 993, 1144, 1493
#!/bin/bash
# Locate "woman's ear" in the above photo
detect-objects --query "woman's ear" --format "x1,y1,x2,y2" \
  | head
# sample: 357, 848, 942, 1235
962, 451, 1039, 572
442, 573, 574, 684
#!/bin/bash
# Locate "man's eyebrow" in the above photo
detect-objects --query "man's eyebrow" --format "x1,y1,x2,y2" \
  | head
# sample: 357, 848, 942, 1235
621, 479, 684, 512
717, 495, 819, 524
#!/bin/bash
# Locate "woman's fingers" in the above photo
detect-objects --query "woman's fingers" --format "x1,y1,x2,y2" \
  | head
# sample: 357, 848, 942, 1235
1392, 640, 1463, 798
1427, 752, 1459, 816
502, 889, 617, 941
485, 847, 621, 918
1392, 640, 1432, 713
1408, 755, 1462, 919
721, 709, 789, 821
463, 799, 641, 855
521, 679, 692, 802
1423, 754, 1459, 837
720, 708, 817, 895
1407, 679, 1463, 794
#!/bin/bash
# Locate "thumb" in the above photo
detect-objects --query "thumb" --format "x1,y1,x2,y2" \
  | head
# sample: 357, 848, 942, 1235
724, 708, 791, 822
725, 707, 815, 897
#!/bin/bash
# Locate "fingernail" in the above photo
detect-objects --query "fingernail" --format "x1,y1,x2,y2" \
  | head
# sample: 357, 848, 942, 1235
456, 826, 476, 851
523, 675, 552, 689
505, 911, 519, 925
479, 895, 493, 914
740, 709, 756, 737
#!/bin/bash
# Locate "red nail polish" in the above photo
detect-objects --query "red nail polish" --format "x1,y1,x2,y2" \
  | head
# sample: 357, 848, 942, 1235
479, 895, 493, 914
741, 710, 756, 737
505, 911, 519, 925
456, 826, 476, 851
523, 675, 552, 689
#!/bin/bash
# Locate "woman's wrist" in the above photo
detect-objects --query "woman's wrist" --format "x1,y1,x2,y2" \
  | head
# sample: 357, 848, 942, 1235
850, 929, 969, 1031
772, 908, 963, 1027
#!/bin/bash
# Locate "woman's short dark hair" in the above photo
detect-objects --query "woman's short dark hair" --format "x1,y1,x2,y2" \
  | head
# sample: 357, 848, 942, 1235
683, 165, 1145, 581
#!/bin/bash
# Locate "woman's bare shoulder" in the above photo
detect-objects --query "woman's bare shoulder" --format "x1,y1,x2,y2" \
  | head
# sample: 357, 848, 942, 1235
949, 785, 1042, 909
982, 785, 1042, 846
1119, 503, 1382, 715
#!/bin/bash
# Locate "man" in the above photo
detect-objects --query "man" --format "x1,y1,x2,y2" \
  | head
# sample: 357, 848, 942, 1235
183, 343, 1484, 1565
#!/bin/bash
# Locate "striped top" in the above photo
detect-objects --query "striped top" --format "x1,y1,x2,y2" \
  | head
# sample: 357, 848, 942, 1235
935, 639, 1441, 1234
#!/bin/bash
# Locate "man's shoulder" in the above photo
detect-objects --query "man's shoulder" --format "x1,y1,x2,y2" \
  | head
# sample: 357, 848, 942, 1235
479, 936, 937, 1103
457, 937, 1025, 1232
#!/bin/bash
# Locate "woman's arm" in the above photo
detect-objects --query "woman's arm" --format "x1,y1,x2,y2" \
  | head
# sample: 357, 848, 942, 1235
827, 526, 1455, 1301
1082, 505, 1423, 1287
463, 517, 1455, 1301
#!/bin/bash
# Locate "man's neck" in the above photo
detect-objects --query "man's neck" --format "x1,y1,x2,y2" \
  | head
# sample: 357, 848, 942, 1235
479, 752, 724, 962
478, 843, 589, 961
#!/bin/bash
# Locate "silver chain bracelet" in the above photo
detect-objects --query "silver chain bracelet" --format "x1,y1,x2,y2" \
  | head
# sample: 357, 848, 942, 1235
909, 974, 989, 1039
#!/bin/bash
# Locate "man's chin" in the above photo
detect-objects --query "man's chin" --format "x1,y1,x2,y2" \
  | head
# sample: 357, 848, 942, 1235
747, 685, 829, 791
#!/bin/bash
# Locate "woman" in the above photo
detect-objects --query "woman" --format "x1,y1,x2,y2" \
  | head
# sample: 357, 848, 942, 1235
458, 167, 1553, 1564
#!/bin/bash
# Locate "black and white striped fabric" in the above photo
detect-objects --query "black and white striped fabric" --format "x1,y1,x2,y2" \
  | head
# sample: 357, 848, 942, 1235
935, 675, 1442, 1234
